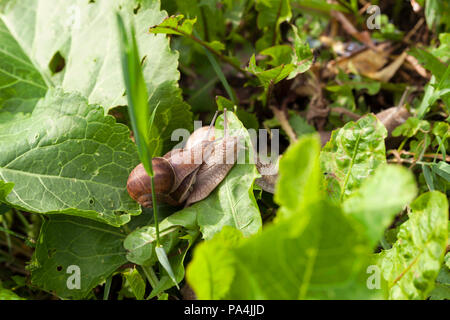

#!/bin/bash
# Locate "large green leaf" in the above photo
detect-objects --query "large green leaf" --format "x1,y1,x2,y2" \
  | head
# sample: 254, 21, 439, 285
174, 111, 262, 240
187, 136, 381, 300
274, 134, 321, 220
30, 215, 128, 300
0, 89, 140, 226
0, 16, 47, 113
188, 200, 379, 299
228, 201, 376, 299
0, 0, 192, 153
186, 226, 244, 300
379, 191, 449, 300
343, 165, 418, 247
320, 114, 387, 201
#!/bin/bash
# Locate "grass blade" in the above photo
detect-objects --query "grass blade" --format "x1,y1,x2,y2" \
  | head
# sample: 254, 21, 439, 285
155, 246, 180, 289
117, 13, 154, 176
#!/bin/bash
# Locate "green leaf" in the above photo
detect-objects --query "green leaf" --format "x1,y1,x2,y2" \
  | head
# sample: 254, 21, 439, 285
392, 117, 430, 138
409, 48, 448, 81
424, 0, 450, 32
288, 112, 316, 137
247, 54, 296, 89
216, 96, 235, 111
124, 208, 196, 266
30, 215, 128, 299
379, 191, 449, 300
187, 135, 383, 300
259, 25, 313, 79
326, 75, 381, 96
274, 134, 322, 220
260, 45, 293, 67
410, 47, 450, 118
431, 33, 450, 62
320, 114, 388, 201
0, 284, 25, 300
429, 256, 450, 300
0, 111, 29, 125
293, 0, 350, 15
149, 14, 197, 35
155, 246, 179, 289
290, 24, 314, 75
123, 225, 179, 266
0, 0, 193, 153
186, 226, 244, 300
0, 17, 47, 113
255, 0, 292, 50
0, 180, 14, 200
343, 165, 418, 247
174, 111, 262, 240
122, 268, 146, 300
148, 230, 198, 298
0, 89, 140, 226
124, 208, 198, 296
188, 200, 379, 299
431, 161, 450, 182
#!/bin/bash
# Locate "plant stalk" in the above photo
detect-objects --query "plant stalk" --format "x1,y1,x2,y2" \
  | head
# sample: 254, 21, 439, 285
150, 176, 160, 246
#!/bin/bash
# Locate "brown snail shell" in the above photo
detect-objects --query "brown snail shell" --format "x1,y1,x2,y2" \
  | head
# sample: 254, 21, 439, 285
185, 126, 215, 149
126, 110, 244, 208
126, 157, 175, 208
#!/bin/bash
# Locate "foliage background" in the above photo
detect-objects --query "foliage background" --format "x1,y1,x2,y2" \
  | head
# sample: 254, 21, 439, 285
0, 0, 448, 300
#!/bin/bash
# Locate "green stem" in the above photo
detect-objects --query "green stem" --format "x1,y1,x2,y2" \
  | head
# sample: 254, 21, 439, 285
150, 176, 160, 246
0, 224, 28, 242
1, 220, 12, 254
141, 265, 159, 289
161, 26, 249, 77
103, 276, 112, 300
13, 209, 30, 230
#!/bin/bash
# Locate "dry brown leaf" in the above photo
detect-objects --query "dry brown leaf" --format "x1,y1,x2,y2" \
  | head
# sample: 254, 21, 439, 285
366, 51, 407, 82
335, 43, 391, 75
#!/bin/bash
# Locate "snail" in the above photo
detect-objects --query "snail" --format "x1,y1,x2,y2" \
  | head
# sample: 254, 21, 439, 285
127, 109, 241, 208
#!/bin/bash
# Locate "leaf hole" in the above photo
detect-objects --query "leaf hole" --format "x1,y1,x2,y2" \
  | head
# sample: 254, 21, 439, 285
140, 55, 147, 66
48, 248, 56, 258
48, 51, 65, 74
133, 3, 141, 14
56, 266, 62, 271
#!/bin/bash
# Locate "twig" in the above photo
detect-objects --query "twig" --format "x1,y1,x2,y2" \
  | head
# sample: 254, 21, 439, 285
270, 106, 298, 143
404, 18, 424, 43
389, 150, 450, 162
330, 107, 361, 120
